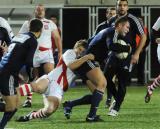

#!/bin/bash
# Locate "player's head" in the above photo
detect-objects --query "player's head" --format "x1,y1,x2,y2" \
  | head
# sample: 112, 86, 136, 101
29, 18, 43, 38
116, 0, 128, 16
106, 7, 116, 20
50, 15, 58, 25
74, 39, 88, 56
115, 16, 130, 36
35, 4, 45, 19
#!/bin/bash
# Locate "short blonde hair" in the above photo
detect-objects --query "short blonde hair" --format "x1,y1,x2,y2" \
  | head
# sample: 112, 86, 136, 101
74, 39, 88, 49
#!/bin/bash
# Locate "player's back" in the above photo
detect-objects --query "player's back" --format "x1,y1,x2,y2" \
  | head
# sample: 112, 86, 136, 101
38, 18, 57, 48
0, 32, 37, 75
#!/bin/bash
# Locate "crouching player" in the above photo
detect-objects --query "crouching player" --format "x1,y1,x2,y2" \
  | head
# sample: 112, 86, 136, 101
17, 39, 95, 122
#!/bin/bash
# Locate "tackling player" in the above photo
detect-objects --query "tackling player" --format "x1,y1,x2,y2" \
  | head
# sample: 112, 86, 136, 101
16, 40, 94, 122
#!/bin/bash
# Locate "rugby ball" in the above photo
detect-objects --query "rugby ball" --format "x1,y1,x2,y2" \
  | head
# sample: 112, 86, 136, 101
116, 39, 128, 59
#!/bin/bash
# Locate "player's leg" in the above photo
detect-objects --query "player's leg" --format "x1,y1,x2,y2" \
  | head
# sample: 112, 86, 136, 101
22, 66, 38, 108
17, 96, 60, 122
145, 75, 160, 103
108, 69, 128, 117
85, 66, 106, 122
17, 81, 62, 122
103, 58, 118, 109
0, 75, 19, 128
63, 80, 95, 119
19, 75, 49, 96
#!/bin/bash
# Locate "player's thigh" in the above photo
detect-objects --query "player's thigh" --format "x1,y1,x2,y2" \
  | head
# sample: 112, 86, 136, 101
0, 74, 19, 111
87, 67, 106, 88
46, 96, 61, 114
3, 95, 18, 111
32, 75, 49, 93
44, 81, 63, 106
43, 62, 54, 73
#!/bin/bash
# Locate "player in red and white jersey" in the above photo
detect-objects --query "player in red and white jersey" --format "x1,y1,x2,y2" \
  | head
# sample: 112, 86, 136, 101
19, 4, 62, 71
144, 17, 160, 103
0, 17, 14, 59
19, 4, 62, 107
17, 39, 94, 122
0, 17, 14, 40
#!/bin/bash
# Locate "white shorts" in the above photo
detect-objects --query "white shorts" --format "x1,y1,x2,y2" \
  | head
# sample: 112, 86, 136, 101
157, 44, 160, 63
44, 80, 63, 101
34, 49, 54, 67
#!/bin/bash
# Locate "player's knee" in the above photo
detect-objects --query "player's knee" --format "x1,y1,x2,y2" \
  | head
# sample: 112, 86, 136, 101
5, 105, 16, 112
97, 77, 107, 90
46, 103, 58, 115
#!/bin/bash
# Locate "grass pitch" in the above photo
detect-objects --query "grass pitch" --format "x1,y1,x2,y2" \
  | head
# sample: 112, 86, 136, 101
4, 86, 160, 129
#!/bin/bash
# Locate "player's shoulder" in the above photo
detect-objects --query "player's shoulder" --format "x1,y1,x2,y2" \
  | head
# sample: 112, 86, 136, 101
42, 18, 54, 24
0, 17, 9, 27
127, 13, 139, 22
64, 49, 75, 56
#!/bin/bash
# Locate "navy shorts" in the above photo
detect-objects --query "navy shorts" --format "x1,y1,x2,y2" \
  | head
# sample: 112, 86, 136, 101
74, 60, 99, 82
0, 73, 18, 96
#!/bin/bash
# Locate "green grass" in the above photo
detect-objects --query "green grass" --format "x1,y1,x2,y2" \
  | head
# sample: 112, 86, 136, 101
4, 86, 160, 129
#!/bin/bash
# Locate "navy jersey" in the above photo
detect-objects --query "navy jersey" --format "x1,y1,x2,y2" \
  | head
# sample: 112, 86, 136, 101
94, 21, 109, 35
109, 13, 145, 53
0, 32, 38, 75
86, 27, 131, 64
86, 27, 114, 63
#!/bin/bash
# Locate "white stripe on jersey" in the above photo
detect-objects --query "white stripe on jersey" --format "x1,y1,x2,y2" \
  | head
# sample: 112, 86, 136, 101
152, 17, 160, 31
87, 60, 96, 69
128, 14, 144, 35
9, 75, 15, 95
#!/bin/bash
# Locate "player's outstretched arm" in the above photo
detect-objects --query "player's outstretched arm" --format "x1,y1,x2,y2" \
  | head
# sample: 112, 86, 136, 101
68, 54, 95, 70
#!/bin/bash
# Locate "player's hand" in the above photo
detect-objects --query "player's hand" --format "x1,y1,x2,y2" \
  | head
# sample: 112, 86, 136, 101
86, 54, 95, 60
130, 53, 139, 64
58, 52, 62, 60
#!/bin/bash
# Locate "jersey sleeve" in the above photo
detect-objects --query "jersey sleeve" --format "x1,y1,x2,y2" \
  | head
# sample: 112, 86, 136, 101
19, 21, 29, 33
26, 38, 38, 67
62, 50, 76, 66
152, 17, 160, 31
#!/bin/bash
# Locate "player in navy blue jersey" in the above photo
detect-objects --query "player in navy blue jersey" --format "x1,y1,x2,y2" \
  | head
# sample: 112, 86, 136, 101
0, 18, 43, 129
104, 0, 147, 116
94, 7, 116, 35
63, 16, 131, 122
93, 8, 117, 108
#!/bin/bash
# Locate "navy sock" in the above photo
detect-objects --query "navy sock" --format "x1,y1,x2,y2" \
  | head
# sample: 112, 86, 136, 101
0, 109, 17, 129
70, 94, 92, 107
88, 89, 103, 117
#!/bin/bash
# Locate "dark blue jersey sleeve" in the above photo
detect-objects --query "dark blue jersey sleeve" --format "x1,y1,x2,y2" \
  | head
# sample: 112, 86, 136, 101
25, 37, 38, 67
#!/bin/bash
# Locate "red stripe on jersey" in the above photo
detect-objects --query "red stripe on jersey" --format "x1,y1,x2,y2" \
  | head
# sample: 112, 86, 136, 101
39, 46, 50, 51
56, 58, 68, 91
42, 21, 50, 23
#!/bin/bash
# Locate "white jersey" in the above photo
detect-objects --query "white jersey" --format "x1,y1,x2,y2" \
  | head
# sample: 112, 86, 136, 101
0, 17, 14, 40
152, 17, 160, 31
19, 18, 57, 48
47, 49, 76, 91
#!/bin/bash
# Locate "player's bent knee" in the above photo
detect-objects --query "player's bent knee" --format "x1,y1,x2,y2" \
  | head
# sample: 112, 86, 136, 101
46, 104, 58, 115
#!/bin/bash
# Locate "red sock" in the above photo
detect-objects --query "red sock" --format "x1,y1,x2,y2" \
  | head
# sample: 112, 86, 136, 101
19, 84, 32, 96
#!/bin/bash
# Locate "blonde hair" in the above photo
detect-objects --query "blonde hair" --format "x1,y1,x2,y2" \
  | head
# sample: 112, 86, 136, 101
74, 39, 88, 49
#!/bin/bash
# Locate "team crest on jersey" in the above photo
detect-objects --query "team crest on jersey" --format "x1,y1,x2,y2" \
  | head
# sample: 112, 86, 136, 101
44, 24, 49, 30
